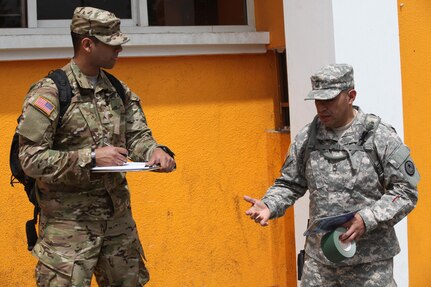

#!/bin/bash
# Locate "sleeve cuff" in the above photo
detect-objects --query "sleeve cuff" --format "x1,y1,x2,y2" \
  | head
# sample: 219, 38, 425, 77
357, 208, 378, 232
262, 199, 278, 219
78, 148, 92, 168
144, 145, 158, 161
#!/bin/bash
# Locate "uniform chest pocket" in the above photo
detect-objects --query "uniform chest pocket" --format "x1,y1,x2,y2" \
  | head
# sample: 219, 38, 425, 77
55, 101, 100, 147
108, 97, 125, 136
308, 150, 364, 191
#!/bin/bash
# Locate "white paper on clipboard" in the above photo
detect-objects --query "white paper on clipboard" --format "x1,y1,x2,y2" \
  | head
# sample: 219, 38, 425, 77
91, 162, 160, 172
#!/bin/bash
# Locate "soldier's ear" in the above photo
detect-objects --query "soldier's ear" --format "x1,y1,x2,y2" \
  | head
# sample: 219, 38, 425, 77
347, 89, 356, 104
81, 38, 93, 52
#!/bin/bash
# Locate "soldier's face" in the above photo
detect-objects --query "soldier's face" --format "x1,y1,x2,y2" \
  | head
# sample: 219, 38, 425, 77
314, 89, 356, 128
91, 40, 123, 69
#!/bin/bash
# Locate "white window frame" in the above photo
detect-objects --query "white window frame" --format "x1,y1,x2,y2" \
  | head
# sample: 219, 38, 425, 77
32, 0, 256, 32
32, 0, 137, 28
0, 0, 268, 61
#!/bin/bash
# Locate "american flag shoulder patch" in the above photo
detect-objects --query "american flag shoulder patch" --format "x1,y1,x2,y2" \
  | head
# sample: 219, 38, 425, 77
32, 96, 56, 117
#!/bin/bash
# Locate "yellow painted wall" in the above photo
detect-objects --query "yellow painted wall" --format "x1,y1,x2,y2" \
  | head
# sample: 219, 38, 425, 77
398, 1, 431, 285
0, 52, 295, 286
255, 0, 286, 50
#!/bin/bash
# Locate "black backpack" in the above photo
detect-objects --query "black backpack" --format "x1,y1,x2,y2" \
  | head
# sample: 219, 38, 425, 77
9, 69, 125, 251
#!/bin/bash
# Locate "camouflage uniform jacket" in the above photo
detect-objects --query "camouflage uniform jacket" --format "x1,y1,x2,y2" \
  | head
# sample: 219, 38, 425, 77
18, 60, 160, 220
262, 107, 419, 266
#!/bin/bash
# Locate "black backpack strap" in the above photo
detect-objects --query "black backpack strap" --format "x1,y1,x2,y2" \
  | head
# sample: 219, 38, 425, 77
103, 70, 126, 104
47, 69, 126, 121
10, 131, 24, 187
25, 201, 39, 251
47, 69, 73, 126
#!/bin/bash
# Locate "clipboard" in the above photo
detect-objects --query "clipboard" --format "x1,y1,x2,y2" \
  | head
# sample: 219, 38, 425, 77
91, 162, 160, 173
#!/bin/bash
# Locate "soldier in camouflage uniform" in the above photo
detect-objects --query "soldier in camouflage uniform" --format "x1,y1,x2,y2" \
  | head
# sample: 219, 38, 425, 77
17, 7, 176, 287
244, 64, 419, 286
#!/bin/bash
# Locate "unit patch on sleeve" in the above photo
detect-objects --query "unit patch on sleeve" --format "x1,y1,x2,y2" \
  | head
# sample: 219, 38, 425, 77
405, 160, 415, 176
33, 96, 55, 117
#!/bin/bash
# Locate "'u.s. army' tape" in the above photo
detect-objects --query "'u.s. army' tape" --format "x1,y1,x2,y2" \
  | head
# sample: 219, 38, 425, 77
321, 227, 356, 263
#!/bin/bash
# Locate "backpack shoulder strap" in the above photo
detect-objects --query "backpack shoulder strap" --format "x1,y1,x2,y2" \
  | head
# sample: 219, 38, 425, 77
303, 113, 385, 186
362, 113, 385, 186
103, 70, 126, 104
46, 69, 72, 125
302, 115, 319, 170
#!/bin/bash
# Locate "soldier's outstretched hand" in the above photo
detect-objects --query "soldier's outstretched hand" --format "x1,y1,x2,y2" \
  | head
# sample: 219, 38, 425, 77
244, 195, 270, 226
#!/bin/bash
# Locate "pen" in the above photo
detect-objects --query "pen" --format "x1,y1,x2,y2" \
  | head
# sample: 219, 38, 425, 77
103, 142, 132, 161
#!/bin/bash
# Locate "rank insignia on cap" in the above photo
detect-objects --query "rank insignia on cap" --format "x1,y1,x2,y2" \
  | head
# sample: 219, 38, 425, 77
33, 96, 55, 117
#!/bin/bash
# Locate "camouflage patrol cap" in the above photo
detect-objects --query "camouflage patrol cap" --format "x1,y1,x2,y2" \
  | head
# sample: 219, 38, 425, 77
71, 7, 130, 46
305, 64, 354, 100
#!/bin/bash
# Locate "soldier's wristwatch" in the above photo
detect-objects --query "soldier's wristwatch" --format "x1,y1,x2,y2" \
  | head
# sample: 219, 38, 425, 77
157, 145, 175, 158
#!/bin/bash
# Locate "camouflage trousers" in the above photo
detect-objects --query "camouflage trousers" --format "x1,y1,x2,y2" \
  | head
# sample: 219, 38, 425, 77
301, 254, 397, 287
33, 212, 149, 287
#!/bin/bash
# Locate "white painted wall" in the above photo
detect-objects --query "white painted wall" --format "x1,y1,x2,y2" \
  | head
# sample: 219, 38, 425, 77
283, 0, 408, 286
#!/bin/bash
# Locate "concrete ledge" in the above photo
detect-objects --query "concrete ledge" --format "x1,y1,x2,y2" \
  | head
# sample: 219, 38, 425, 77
0, 31, 270, 61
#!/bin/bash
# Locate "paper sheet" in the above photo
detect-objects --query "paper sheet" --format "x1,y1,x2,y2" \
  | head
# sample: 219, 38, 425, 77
91, 162, 160, 172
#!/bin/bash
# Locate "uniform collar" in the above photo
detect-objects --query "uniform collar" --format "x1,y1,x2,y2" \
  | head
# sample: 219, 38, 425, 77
70, 60, 93, 90
69, 60, 116, 95
316, 106, 367, 144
